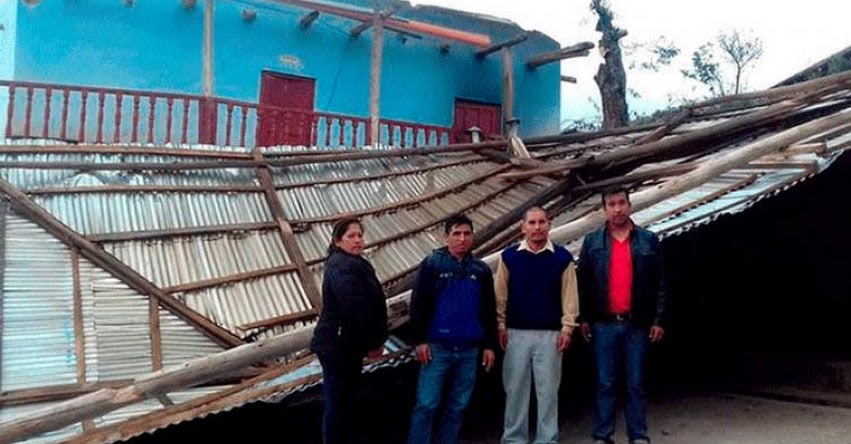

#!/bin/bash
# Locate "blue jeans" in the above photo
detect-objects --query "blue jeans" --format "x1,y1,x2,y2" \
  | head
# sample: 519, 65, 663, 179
408, 343, 479, 444
591, 322, 650, 443
318, 349, 364, 444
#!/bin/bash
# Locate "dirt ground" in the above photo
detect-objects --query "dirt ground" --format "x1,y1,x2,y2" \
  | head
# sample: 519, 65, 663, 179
549, 393, 851, 444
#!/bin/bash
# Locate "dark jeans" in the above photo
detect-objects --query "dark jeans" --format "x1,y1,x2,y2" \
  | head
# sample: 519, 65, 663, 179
408, 343, 479, 444
318, 349, 364, 444
591, 322, 650, 443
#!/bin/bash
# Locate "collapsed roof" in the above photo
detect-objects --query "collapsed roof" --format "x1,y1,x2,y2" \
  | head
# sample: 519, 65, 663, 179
0, 71, 850, 443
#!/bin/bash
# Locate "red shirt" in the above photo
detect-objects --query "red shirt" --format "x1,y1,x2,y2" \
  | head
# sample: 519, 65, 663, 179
608, 235, 633, 314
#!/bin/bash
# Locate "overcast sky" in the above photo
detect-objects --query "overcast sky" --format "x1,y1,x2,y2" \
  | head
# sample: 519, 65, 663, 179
414, 0, 851, 126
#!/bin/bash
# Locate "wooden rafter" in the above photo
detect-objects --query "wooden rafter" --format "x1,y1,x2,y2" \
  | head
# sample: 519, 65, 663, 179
299, 10, 319, 29
252, 149, 322, 309
526, 41, 595, 70
476, 32, 529, 58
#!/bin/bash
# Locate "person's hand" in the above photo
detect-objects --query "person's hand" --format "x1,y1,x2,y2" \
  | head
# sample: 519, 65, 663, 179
367, 347, 384, 360
557, 331, 572, 353
498, 329, 508, 350
482, 349, 495, 372
649, 326, 665, 343
580, 322, 592, 342
415, 343, 431, 365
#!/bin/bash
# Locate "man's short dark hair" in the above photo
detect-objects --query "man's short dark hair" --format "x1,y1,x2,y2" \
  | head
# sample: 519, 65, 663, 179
444, 214, 473, 234
601, 185, 631, 206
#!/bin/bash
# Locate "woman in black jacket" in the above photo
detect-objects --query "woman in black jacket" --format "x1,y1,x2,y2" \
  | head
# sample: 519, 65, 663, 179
310, 217, 388, 444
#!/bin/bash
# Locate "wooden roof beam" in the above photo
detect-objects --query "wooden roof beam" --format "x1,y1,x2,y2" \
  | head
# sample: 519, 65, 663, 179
560, 75, 577, 83
476, 32, 529, 59
299, 10, 319, 29
526, 41, 595, 70
263, 0, 490, 46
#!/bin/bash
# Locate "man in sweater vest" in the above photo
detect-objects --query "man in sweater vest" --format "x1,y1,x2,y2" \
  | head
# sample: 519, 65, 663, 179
496, 207, 579, 444
408, 214, 498, 444
578, 187, 666, 444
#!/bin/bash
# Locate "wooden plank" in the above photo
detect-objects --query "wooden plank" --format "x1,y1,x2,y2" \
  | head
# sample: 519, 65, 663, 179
71, 249, 87, 385
237, 308, 319, 332
560, 75, 577, 83
632, 109, 692, 145
25, 184, 262, 195
150, 298, 163, 372
87, 221, 279, 244
0, 176, 243, 349
162, 264, 299, 294
253, 150, 322, 309
476, 32, 529, 58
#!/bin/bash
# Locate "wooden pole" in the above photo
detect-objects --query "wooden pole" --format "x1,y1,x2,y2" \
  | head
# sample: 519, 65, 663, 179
369, 15, 384, 145
526, 42, 595, 70
203, 0, 213, 98
502, 47, 515, 124
476, 33, 529, 58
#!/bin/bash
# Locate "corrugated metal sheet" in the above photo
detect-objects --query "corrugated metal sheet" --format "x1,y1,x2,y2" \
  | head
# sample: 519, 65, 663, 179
1, 213, 77, 392
159, 308, 225, 368
103, 230, 290, 289
30, 192, 272, 236
179, 272, 310, 336
79, 258, 154, 380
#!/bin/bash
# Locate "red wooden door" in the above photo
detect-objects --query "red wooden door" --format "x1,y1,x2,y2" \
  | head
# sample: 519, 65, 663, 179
452, 99, 502, 143
257, 72, 316, 147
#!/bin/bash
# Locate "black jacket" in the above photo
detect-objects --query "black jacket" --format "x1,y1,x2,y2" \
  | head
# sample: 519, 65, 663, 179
310, 249, 388, 356
577, 224, 667, 328
409, 247, 498, 351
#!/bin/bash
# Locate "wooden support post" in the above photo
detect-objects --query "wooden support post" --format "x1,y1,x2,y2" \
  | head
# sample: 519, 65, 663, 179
203, 0, 214, 98
150, 298, 163, 372
369, 15, 384, 145
252, 150, 322, 309
71, 250, 87, 385
502, 47, 515, 125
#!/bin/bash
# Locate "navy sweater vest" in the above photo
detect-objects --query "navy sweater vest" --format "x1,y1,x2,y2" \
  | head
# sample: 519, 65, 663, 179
503, 244, 573, 330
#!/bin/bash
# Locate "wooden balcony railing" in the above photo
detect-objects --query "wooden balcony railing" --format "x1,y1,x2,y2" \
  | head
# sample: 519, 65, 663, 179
0, 80, 452, 148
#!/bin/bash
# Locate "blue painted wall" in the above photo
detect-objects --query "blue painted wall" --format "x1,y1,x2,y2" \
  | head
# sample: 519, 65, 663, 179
12, 0, 561, 139
0, 0, 17, 134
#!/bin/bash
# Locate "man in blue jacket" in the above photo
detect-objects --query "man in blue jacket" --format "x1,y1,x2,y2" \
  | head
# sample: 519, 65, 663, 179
578, 186, 666, 444
408, 213, 498, 444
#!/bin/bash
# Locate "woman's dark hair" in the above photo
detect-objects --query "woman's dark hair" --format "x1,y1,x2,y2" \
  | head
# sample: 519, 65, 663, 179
327, 217, 363, 255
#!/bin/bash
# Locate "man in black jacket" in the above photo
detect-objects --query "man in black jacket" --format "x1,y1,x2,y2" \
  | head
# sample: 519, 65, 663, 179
408, 214, 498, 444
578, 187, 666, 444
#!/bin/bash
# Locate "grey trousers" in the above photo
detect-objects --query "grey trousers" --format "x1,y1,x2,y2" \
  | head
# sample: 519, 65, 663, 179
501, 329, 563, 444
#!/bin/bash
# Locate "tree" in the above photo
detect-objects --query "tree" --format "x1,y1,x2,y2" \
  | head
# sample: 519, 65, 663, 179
682, 30, 763, 97
591, 0, 629, 129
